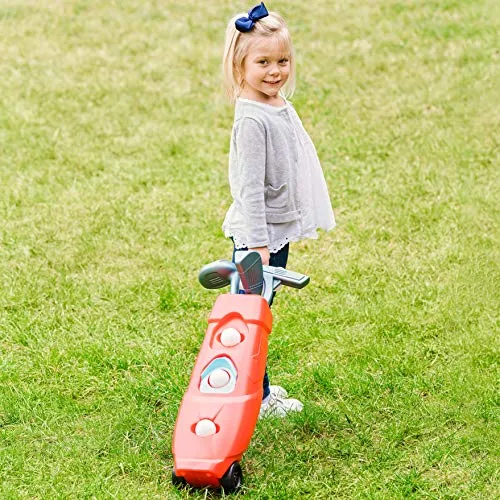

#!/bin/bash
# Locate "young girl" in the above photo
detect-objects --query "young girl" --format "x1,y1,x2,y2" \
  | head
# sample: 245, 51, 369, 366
221, 2, 336, 418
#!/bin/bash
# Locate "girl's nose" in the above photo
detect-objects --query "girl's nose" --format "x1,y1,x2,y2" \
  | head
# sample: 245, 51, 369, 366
268, 65, 280, 76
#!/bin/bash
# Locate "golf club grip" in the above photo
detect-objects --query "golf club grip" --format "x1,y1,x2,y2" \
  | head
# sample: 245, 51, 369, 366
262, 266, 310, 289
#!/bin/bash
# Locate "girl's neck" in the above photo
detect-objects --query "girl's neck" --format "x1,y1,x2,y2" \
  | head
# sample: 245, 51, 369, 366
238, 90, 286, 108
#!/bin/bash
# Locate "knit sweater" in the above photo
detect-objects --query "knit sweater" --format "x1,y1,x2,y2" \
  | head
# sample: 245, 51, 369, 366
222, 98, 335, 252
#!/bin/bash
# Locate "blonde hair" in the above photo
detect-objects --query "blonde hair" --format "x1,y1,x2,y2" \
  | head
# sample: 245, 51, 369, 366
222, 11, 296, 102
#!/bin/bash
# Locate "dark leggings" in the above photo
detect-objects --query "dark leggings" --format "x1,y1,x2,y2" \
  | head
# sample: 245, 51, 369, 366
232, 242, 289, 399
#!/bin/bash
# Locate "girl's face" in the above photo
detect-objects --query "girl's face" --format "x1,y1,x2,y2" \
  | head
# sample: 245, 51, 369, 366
241, 36, 291, 103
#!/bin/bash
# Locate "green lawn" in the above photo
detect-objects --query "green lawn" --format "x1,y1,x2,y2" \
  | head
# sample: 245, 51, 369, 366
1, 0, 498, 498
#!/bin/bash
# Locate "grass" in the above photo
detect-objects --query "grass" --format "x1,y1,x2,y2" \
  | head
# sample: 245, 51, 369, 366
0, 0, 499, 497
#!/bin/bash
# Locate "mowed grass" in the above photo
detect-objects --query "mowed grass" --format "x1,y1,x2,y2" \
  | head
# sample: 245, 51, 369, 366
0, 0, 498, 497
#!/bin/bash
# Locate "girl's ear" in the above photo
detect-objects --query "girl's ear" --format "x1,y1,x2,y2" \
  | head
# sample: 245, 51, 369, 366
235, 65, 245, 88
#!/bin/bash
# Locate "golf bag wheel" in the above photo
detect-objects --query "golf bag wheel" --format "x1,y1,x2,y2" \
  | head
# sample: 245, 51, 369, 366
220, 461, 243, 493
171, 467, 187, 488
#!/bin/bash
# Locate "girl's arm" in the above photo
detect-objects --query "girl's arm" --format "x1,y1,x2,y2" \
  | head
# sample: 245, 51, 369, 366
236, 117, 269, 249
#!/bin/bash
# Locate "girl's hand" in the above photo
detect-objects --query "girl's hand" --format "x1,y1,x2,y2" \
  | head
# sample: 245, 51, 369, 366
249, 246, 270, 266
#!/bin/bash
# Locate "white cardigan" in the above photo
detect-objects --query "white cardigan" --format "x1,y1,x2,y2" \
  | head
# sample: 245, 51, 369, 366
222, 98, 335, 253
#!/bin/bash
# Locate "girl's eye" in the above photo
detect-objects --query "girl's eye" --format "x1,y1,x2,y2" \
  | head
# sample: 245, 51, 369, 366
258, 60, 268, 65
279, 58, 289, 64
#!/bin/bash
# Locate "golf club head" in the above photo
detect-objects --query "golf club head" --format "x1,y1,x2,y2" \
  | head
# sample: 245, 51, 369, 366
234, 251, 264, 295
198, 260, 237, 289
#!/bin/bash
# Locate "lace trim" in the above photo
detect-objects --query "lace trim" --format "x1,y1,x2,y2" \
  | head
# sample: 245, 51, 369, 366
226, 229, 322, 254
229, 233, 253, 251
267, 231, 322, 253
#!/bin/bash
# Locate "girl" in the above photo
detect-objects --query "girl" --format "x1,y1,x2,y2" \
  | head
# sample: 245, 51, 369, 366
221, 2, 336, 418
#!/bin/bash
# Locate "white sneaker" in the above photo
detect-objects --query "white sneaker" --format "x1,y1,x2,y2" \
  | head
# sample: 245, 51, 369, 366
269, 385, 288, 398
259, 392, 303, 418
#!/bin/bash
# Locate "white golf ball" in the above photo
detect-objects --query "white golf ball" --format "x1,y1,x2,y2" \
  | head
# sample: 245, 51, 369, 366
195, 419, 216, 437
208, 368, 230, 388
220, 327, 242, 347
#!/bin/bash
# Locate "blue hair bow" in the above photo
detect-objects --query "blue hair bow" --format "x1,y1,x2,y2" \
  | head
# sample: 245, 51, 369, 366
235, 2, 269, 33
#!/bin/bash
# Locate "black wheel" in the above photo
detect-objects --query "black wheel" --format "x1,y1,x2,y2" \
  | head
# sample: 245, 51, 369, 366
171, 467, 187, 488
219, 461, 243, 493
